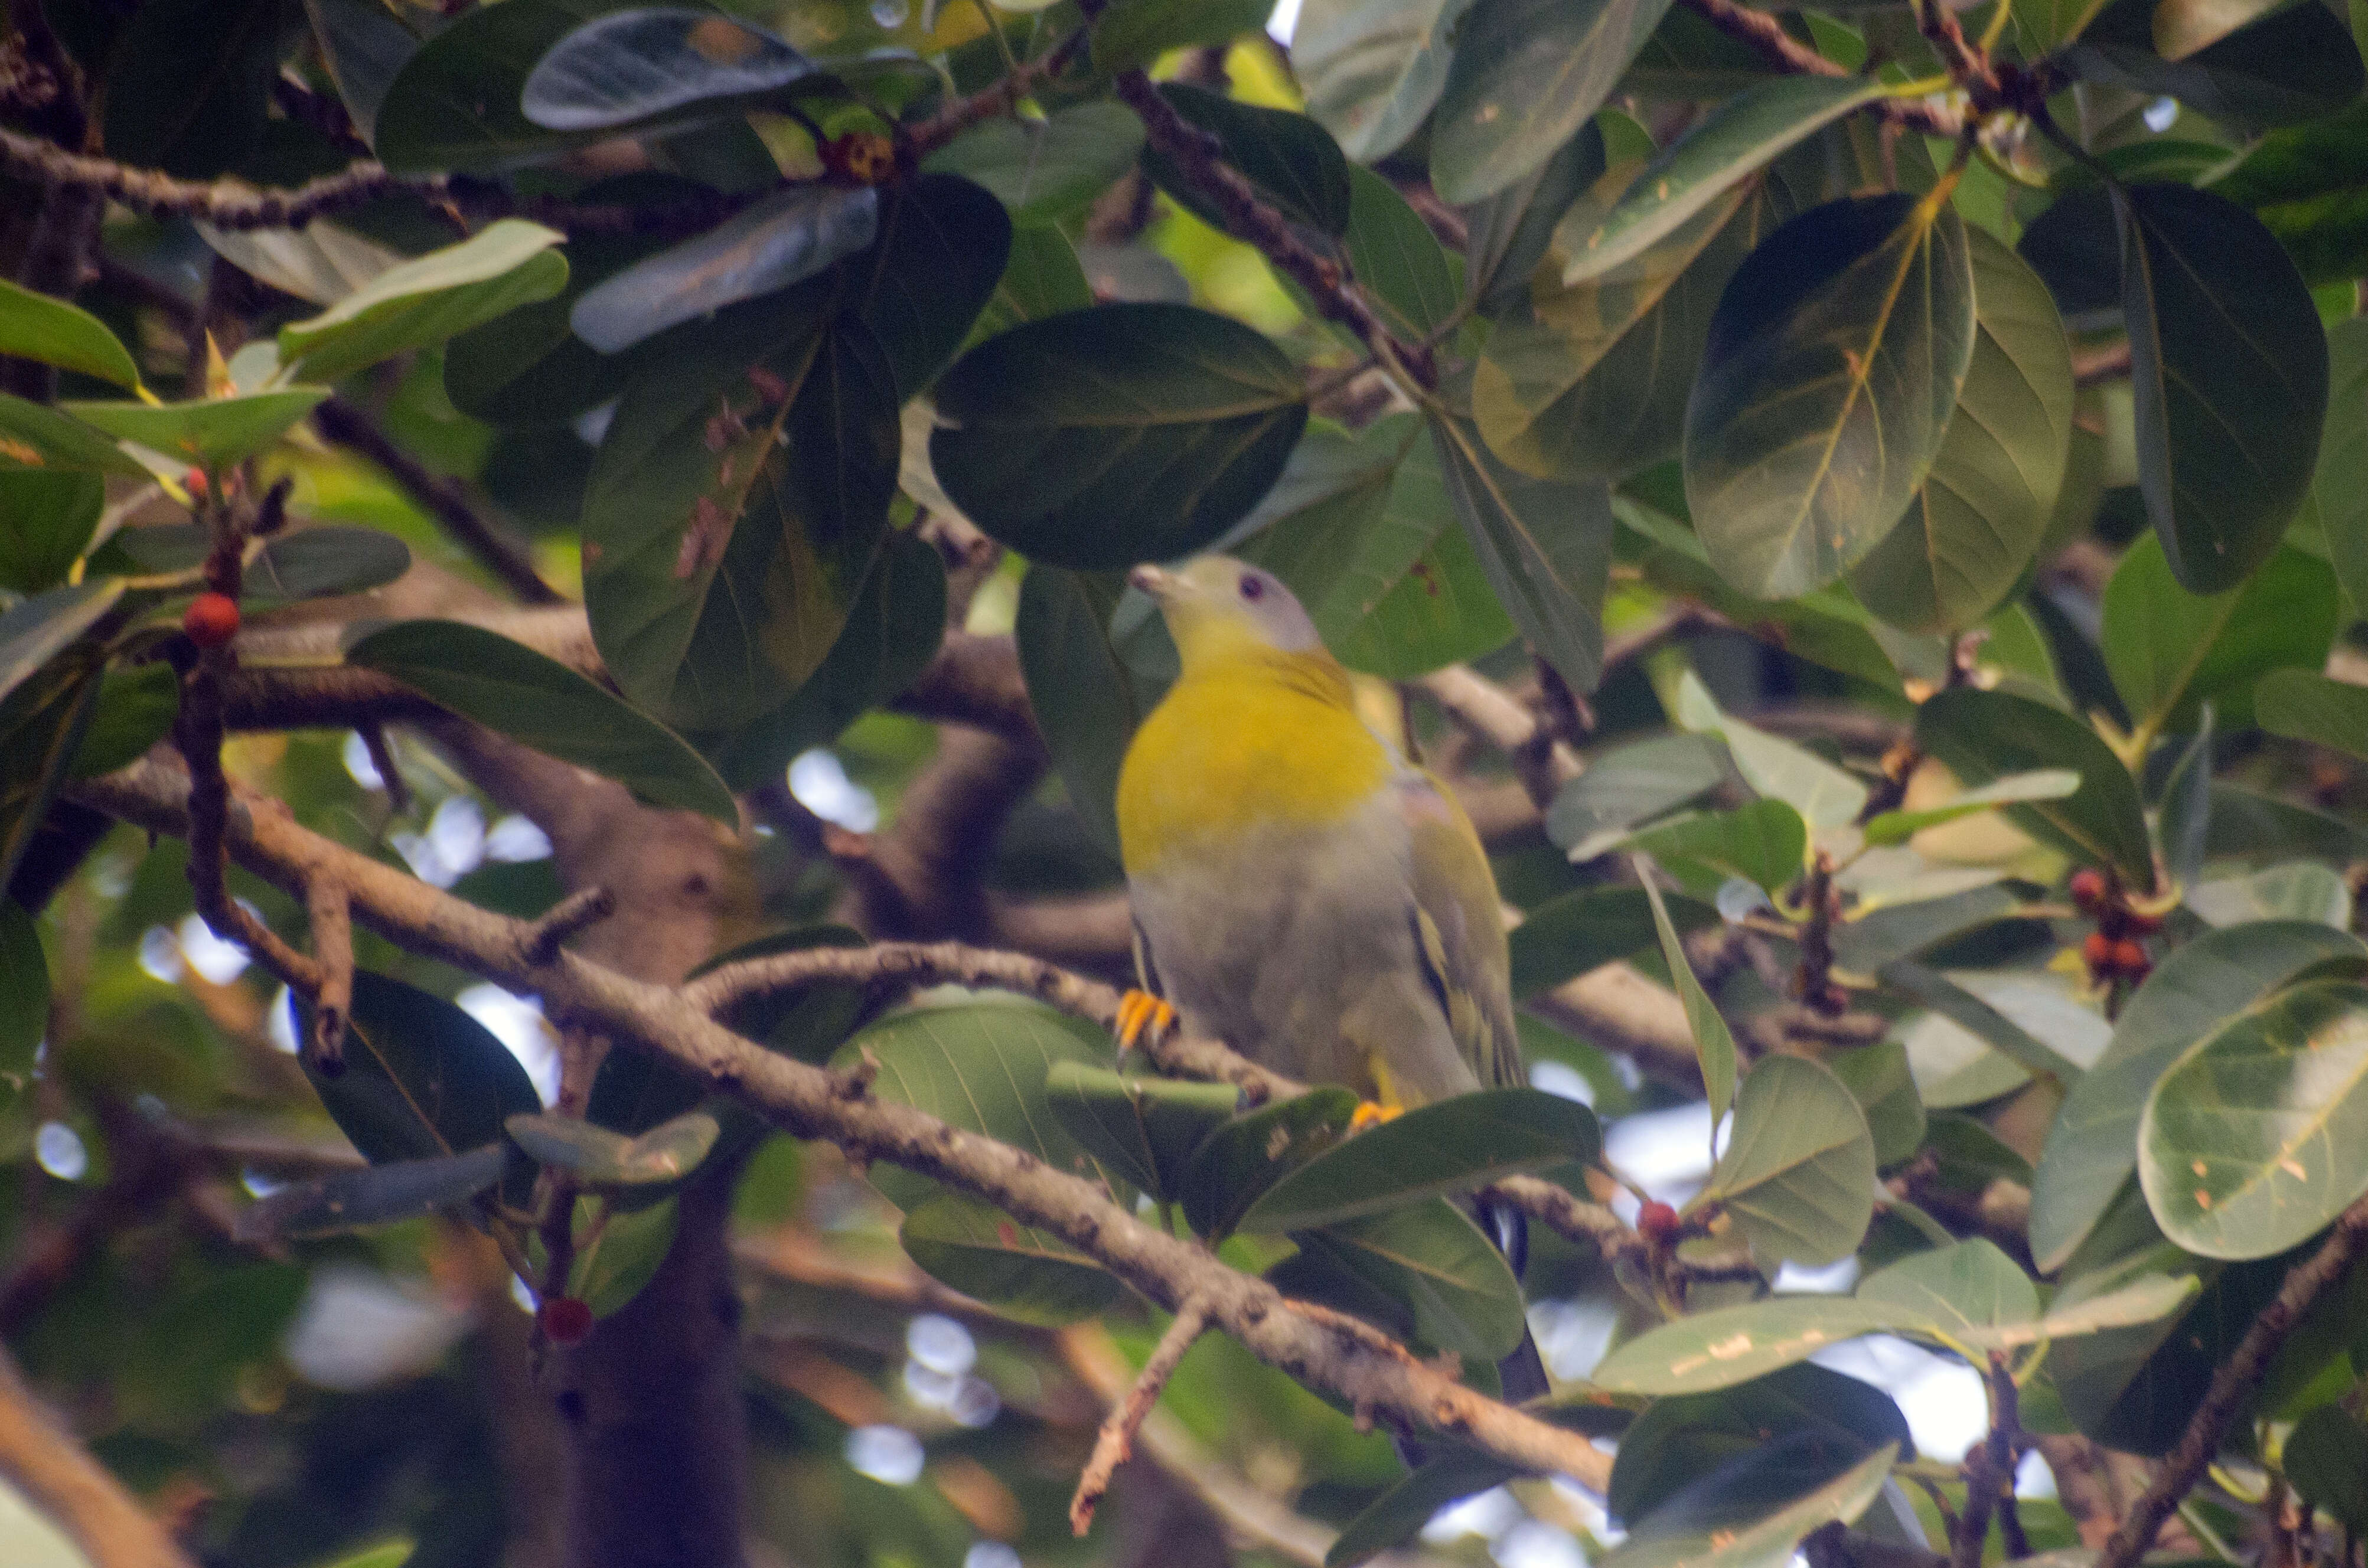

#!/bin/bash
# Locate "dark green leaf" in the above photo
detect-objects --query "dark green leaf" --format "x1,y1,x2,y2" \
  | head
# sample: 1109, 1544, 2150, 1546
2288, 1405, 2368, 1533
0, 471, 102, 594
1089, 0, 1268, 73
1605, 1440, 1897, 1568
345, 619, 736, 823
1343, 166, 1462, 341
507, 1109, 718, 1186
64, 389, 330, 469
1610, 1363, 1910, 1525
376, 0, 617, 174
931, 303, 1308, 570
0, 580, 123, 708
1328, 1449, 1518, 1567
2315, 318, 2368, 613
1640, 855, 1737, 1124
0, 277, 141, 391
1860, 770, 2079, 848
900, 1191, 1125, 1324
0, 396, 149, 476
1701, 1054, 1877, 1269
1293, 0, 1459, 163
2141, 978, 2368, 1260
0, 900, 43, 1113
921, 103, 1146, 227
566, 1193, 678, 1316
1880, 962, 2090, 1089
1016, 566, 1160, 855
0, 646, 102, 896
103, 0, 280, 177
1431, 413, 1611, 694
239, 1144, 507, 1240
2257, 669, 2368, 770
1830, 883, 2021, 976
1511, 885, 1717, 999
1828, 1042, 1925, 1167
107, 524, 410, 606
1179, 1087, 1361, 1240
2031, 920, 2367, 1272
1236, 1088, 1600, 1232
1429, 0, 1678, 204
2063, 0, 2363, 132
1043, 1062, 1240, 1203
443, 213, 679, 426
572, 187, 879, 354
1463, 119, 1603, 316
1623, 799, 1808, 898
1914, 687, 2154, 888
1848, 227, 2073, 633
1686, 194, 1976, 599
1144, 83, 1350, 239
520, 8, 814, 130
1290, 1198, 1527, 1361
852, 174, 1012, 401
2102, 537, 2336, 737
1545, 732, 1730, 860
1563, 76, 1888, 286
302, 0, 418, 143
971, 224, 1095, 345
70, 662, 178, 779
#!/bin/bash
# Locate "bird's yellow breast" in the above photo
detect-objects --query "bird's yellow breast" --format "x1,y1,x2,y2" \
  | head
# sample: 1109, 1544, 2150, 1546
1117, 651, 1394, 876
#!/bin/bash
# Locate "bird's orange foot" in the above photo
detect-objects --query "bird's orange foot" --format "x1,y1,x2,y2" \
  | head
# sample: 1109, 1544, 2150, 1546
1114, 989, 1177, 1051
1349, 1101, 1402, 1132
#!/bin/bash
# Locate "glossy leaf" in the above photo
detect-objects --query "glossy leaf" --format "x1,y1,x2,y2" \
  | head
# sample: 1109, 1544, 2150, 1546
1328, 1448, 1517, 1567
932, 303, 1308, 570
376, 0, 617, 174
111, 524, 410, 606
507, 1109, 719, 1187
1622, 799, 1808, 898
1511, 885, 1717, 999
2288, 1406, 2368, 1533
1914, 687, 2154, 888
279, 221, 568, 383
0, 395, 150, 476
2064, 0, 2363, 133
1545, 733, 1728, 864
1685, 194, 1976, 599
1563, 76, 1888, 287
1043, 1063, 1239, 1203
0, 277, 141, 391
1343, 167, 1463, 342
239, 1144, 508, 1241
520, 8, 814, 130
2315, 317, 2368, 613
1179, 1087, 1361, 1240
1609, 1362, 1912, 1525
1144, 84, 1350, 239
1236, 1088, 1600, 1233
1431, 414, 1612, 694
900, 1192, 1124, 1324
1857, 1239, 2037, 1345
2258, 669, 2368, 770
2101, 537, 2336, 737
1861, 770, 2079, 848
572, 187, 879, 355
2031, 920, 2368, 1273
1700, 1054, 1877, 1269
0, 580, 124, 709
1830, 883, 2021, 976
1463, 119, 1602, 316
64, 389, 328, 469
585, 300, 898, 729
1674, 670, 1866, 829
1016, 566, 1161, 856
0, 471, 102, 594
1828, 1041, 1925, 1168
1429, 0, 1677, 204
2117, 184, 2328, 594
564, 1194, 678, 1317
1088, 0, 1269, 72
1288, 1198, 1527, 1362
0, 900, 43, 1112
1604, 1439, 1896, 1568
1848, 227, 2073, 633
1292, 0, 1464, 164
2188, 863, 2354, 930
921, 103, 1145, 227
852, 174, 1013, 401
1640, 856, 1737, 1125
2141, 979, 2368, 1260
71, 663, 180, 780
345, 620, 736, 824
1880, 963, 2094, 1089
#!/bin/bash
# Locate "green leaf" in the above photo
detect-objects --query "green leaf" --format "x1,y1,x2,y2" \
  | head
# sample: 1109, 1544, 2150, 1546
852, 174, 1013, 401
108, 523, 411, 606
71, 662, 179, 780
1238, 415, 1516, 678
507, 1109, 719, 1187
565, 1193, 678, 1317
1430, 413, 1612, 694
308, 1540, 415, 1568
572, 187, 880, 355
102, 0, 280, 178
2030, 920, 2368, 1273
63, 388, 330, 469
1511, 885, 1717, 999
1857, 1238, 2037, 1345
1861, 770, 2079, 848
1675, 669, 1867, 829
1292, 0, 1462, 164
921, 103, 1146, 227
1328, 1449, 1519, 1567
1831, 883, 2021, 976
899, 1191, 1125, 1324
1545, 732, 1730, 861
2287, 1405, 2368, 1534
0, 580, 123, 709
0, 471, 102, 594
1603, 1442, 1896, 1568
1827, 1042, 1925, 1168
0, 645, 102, 896
1701, 1054, 1877, 1269
0, 900, 44, 1114
376, 0, 617, 174
833, 999, 1121, 1213
2102, 537, 2336, 738
2118, 184, 2328, 594
344, 619, 736, 824
1043, 1062, 1240, 1203
0, 277, 142, 391
1089, 0, 1268, 71
1623, 799, 1808, 898
2064, 0, 2363, 133
519, 8, 814, 130
1179, 1087, 1361, 1240
971, 224, 1095, 345
2188, 863, 2354, 931
1428, 0, 1677, 204
0, 395, 151, 476
1477, 174, 1775, 484
1288, 1198, 1527, 1361
302, 972, 544, 1206
303, 0, 419, 143
1639, 855, 1738, 1125
279, 221, 568, 384
1880, 962, 2093, 1089
1848, 227, 2073, 633
239, 1144, 508, 1240
1685, 194, 1976, 599
443, 210, 680, 426
2257, 669, 2368, 770
1236, 1088, 1600, 1233
1914, 687, 2154, 888
931, 303, 1308, 570
1563, 76, 1888, 287
2141, 978, 2368, 1261
2315, 317, 2368, 612
1016, 566, 1162, 856
2159, 712, 2214, 894
585, 302, 898, 729
1463, 117, 1604, 316
1609, 1363, 1910, 1526
1343, 166, 1463, 342
1144, 84, 1350, 239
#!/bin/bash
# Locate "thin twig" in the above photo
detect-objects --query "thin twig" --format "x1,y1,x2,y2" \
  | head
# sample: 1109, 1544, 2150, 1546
902, 24, 1092, 161
2095, 1196, 2368, 1568
522, 886, 617, 966
1070, 1298, 1212, 1534
1675, 0, 1963, 135
0, 1343, 198, 1568
313, 397, 563, 606
305, 878, 353, 1072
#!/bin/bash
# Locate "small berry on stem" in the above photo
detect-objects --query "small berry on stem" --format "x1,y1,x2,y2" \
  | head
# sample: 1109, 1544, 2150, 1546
182, 592, 241, 648
539, 1296, 593, 1345
1638, 1201, 1681, 1244
2069, 867, 2106, 912
184, 467, 209, 499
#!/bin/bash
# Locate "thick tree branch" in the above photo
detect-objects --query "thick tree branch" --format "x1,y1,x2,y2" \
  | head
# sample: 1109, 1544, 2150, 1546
70, 757, 1619, 1495
1417, 665, 1581, 812
0, 1344, 196, 1568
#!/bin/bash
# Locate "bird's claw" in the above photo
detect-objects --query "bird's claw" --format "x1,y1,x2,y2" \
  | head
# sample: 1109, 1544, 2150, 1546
1350, 1101, 1402, 1132
1114, 989, 1177, 1050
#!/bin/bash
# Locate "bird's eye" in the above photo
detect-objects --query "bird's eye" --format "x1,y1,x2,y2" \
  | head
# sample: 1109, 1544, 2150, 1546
1239, 573, 1265, 602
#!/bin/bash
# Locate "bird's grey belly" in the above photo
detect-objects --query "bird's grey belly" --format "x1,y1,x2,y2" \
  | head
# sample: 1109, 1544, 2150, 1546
1127, 805, 1476, 1103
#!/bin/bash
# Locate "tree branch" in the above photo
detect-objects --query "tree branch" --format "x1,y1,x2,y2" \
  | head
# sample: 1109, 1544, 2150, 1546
1071, 1298, 1212, 1534
0, 1344, 196, 1568
1674, 0, 1964, 135
70, 757, 1619, 1495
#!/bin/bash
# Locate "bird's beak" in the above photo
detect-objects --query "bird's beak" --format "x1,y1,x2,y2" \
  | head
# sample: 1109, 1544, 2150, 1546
1128, 563, 1174, 599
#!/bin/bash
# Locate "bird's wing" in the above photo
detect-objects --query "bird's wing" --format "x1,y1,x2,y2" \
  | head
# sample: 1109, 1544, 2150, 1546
1400, 768, 1524, 1092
